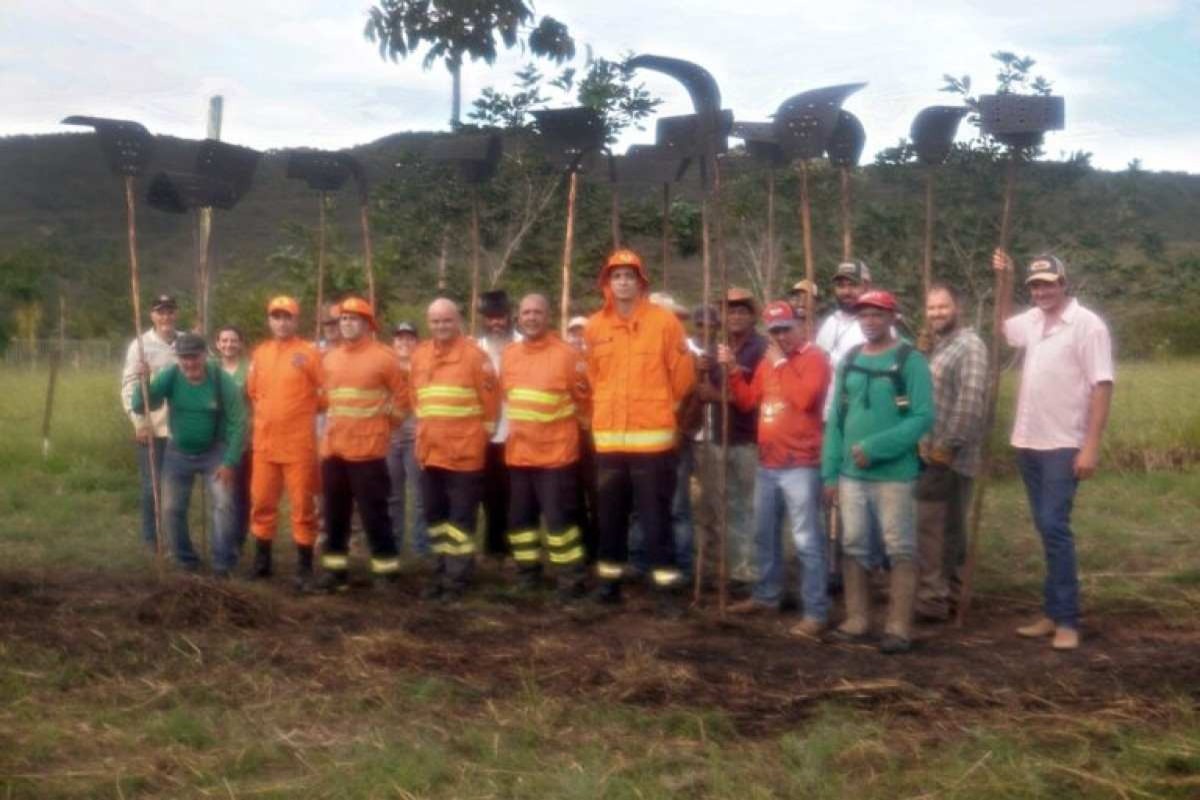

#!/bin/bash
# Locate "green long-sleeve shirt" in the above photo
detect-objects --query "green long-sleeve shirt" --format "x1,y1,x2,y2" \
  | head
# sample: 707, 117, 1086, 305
821, 344, 934, 484
131, 363, 247, 467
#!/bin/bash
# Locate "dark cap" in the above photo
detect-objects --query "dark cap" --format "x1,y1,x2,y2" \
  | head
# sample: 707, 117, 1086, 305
392, 321, 418, 337
1026, 254, 1067, 284
478, 290, 511, 317
151, 294, 178, 311
833, 259, 871, 284
691, 304, 720, 328
174, 332, 207, 357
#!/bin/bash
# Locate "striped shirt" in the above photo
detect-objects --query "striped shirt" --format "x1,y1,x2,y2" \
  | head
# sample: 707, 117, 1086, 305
924, 326, 989, 477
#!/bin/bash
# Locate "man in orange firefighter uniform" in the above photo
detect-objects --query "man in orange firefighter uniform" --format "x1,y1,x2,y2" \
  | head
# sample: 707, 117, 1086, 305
247, 296, 324, 590
410, 298, 499, 601
584, 249, 696, 612
317, 297, 410, 593
501, 293, 590, 599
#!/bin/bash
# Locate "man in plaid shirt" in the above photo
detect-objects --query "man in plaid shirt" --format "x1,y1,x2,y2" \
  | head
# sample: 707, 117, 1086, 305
915, 284, 988, 622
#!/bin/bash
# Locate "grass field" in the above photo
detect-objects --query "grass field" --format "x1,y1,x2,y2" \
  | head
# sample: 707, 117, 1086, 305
1, 364, 1199, 799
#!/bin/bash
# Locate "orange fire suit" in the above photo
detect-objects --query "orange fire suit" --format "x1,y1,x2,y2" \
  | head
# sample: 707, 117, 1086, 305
501, 332, 589, 577
247, 336, 324, 547
320, 335, 410, 576
410, 335, 498, 574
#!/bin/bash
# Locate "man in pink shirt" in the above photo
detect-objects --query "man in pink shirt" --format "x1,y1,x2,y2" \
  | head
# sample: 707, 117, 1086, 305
993, 249, 1114, 651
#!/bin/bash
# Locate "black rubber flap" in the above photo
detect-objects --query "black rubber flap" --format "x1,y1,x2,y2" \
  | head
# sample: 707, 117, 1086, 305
429, 134, 503, 184
532, 107, 607, 167
286, 151, 352, 192
910, 106, 968, 165
146, 172, 236, 213
612, 144, 692, 184
733, 121, 787, 166
626, 54, 722, 115
194, 139, 259, 205
656, 109, 733, 157
979, 94, 1064, 148
825, 110, 866, 168
772, 83, 866, 161
61, 115, 155, 177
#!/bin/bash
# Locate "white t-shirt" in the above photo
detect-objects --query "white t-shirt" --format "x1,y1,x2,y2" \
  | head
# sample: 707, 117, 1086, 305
479, 331, 521, 444
1004, 298, 1114, 450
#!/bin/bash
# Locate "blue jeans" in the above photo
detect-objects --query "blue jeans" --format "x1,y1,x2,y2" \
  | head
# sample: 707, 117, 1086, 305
839, 479, 916, 566
162, 444, 237, 572
1016, 448, 1080, 629
752, 466, 828, 622
136, 437, 167, 548
386, 433, 429, 556
629, 439, 695, 576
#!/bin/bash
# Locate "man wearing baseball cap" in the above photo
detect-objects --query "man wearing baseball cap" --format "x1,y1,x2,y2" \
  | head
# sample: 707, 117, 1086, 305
815, 260, 873, 373
120, 293, 180, 552
821, 290, 934, 653
131, 331, 247, 575
246, 296, 324, 590
992, 249, 1114, 651
788, 280, 820, 319
718, 301, 831, 635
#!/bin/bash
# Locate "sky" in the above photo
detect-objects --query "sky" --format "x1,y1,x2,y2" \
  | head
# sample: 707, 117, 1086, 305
3, 0, 1199, 172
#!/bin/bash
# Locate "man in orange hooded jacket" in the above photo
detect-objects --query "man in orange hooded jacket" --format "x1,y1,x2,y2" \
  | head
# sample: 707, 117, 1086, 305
584, 249, 696, 613
410, 298, 499, 600
247, 296, 324, 590
317, 297, 410, 593
501, 293, 590, 599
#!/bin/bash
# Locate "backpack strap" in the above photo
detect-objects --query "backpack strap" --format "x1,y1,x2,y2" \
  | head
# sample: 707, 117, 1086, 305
837, 342, 913, 426
835, 344, 865, 431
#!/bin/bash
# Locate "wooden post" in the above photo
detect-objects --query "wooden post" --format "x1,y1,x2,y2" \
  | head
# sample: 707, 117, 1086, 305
956, 154, 1019, 627
41, 295, 65, 459
360, 204, 376, 308
314, 193, 327, 341
661, 182, 672, 290
610, 183, 621, 249
436, 228, 449, 291
922, 168, 936, 296
125, 176, 164, 567
797, 160, 816, 340
469, 187, 482, 336
559, 170, 579, 336
839, 165, 853, 261
714, 155, 730, 618
692, 159, 713, 607
195, 95, 222, 336
765, 169, 776, 300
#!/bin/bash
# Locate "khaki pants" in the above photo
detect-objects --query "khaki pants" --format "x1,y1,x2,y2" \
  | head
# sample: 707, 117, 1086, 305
695, 443, 758, 584
915, 466, 973, 619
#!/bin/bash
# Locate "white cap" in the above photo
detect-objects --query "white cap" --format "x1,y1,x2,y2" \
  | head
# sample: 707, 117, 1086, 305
567, 315, 588, 330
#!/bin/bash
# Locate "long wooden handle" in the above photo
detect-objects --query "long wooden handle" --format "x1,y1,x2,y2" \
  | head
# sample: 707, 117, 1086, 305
469, 188, 481, 337
314, 193, 327, 341
125, 176, 164, 567
798, 160, 815, 340
714, 156, 729, 618
361, 203, 375, 309
560, 170, 578, 336
840, 165, 853, 261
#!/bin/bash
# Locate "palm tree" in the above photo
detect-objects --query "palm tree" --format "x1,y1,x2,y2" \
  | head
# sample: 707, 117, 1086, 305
365, 1, 575, 126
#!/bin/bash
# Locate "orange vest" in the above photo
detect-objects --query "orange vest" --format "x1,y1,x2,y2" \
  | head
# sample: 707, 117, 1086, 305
321, 336, 409, 461
501, 333, 588, 469
247, 337, 323, 463
410, 335, 498, 472
584, 297, 695, 454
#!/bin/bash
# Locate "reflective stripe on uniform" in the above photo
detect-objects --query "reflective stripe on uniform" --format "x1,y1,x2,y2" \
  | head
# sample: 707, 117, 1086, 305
507, 387, 570, 405
512, 548, 541, 563
416, 404, 483, 419
548, 545, 584, 565
592, 429, 676, 450
652, 568, 683, 587
371, 558, 400, 575
329, 387, 389, 401
329, 403, 389, 419
443, 524, 472, 543
596, 560, 623, 579
417, 386, 477, 400
544, 526, 580, 549
434, 540, 476, 556
507, 530, 539, 546
322, 554, 349, 570
507, 405, 576, 423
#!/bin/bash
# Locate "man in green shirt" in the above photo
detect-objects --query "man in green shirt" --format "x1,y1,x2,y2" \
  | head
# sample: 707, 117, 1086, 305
132, 332, 247, 575
821, 291, 934, 653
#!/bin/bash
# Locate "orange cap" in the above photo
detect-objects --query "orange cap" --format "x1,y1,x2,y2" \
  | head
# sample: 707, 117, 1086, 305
267, 295, 300, 317
338, 296, 377, 329
599, 248, 649, 287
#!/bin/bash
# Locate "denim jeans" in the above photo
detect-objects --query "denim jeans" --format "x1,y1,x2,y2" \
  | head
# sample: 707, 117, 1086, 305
1015, 448, 1080, 629
386, 433, 429, 556
136, 437, 167, 548
162, 443, 237, 572
752, 466, 828, 622
629, 438, 695, 577
839, 479, 916, 566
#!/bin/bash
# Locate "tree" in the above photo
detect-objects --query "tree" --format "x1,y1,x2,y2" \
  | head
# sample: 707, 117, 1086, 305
364, 1, 575, 126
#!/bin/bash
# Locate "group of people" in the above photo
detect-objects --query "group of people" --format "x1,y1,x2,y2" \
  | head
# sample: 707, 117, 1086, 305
120, 245, 1113, 653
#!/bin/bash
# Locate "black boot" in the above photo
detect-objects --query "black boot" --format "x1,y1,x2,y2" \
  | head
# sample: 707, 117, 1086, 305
293, 545, 314, 593
316, 570, 349, 594
250, 539, 272, 580
516, 567, 543, 593
654, 589, 686, 620
592, 580, 622, 606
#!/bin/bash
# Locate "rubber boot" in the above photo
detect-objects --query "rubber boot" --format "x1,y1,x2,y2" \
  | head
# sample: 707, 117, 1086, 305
592, 580, 622, 606
293, 545, 314, 593
556, 565, 587, 603
316, 569, 349, 594
830, 559, 871, 642
250, 538, 272, 580
880, 559, 917, 654
516, 566, 543, 593
654, 587, 686, 620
